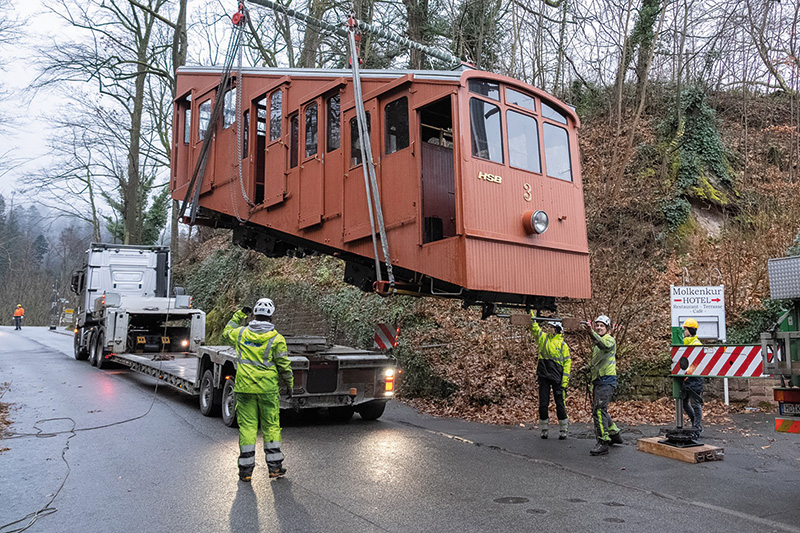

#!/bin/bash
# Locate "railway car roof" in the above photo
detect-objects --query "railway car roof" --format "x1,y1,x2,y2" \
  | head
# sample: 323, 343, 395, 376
176, 66, 579, 126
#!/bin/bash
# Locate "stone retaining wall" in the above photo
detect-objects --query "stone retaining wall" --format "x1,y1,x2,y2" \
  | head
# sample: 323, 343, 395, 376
621, 373, 780, 407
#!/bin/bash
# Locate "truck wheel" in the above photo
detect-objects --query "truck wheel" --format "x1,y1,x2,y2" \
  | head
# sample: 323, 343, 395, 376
221, 378, 238, 428
73, 329, 89, 361
328, 406, 355, 422
88, 330, 99, 367
95, 331, 109, 369
199, 370, 221, 417
357, 400, 387, 421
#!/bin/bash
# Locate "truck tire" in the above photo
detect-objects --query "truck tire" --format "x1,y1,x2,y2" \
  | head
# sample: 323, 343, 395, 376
73, 329, 89, 361
221, 378, 238, 428
88, 330, 99, 367
199, 370, 221, 417
95, 331, 110, 369
357, 400, 387, 421
328, 406, 355, 422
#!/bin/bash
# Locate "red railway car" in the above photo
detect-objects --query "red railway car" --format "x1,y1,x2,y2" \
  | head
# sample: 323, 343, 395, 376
171, 66, 590, 310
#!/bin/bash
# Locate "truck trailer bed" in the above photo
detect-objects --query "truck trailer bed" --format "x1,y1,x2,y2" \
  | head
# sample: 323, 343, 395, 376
110, 352, 200, 394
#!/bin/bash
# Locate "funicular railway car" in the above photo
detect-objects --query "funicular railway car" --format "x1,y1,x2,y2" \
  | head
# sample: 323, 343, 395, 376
171, 67, 590, 310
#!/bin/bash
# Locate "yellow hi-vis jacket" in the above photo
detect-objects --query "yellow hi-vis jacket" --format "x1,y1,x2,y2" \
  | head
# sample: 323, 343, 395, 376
683, 334, 703, 387
223, 310, 294, 394
530, 320, 571, 389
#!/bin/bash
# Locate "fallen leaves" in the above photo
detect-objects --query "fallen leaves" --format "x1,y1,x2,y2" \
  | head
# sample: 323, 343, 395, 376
404, 396, 738, 427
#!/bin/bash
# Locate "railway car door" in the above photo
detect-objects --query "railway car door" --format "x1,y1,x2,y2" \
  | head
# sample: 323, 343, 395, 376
419, 97, 457, 243
194, 88, 216, 194
323, 92, 343, 223
263, 88, 287, 207
379, 94, 415, 228
298, 98, 324, 228
215, 85, 238, 197
343, 100, 379, 242
173, 94, 192, 194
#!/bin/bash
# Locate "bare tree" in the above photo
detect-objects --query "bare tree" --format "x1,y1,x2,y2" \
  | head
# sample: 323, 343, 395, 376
34, 0, 182, 245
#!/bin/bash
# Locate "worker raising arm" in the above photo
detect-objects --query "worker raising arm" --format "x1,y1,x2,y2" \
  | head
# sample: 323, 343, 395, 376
224, 298, 293, 481
530, 312, 571, 440
583, 315, 623, 456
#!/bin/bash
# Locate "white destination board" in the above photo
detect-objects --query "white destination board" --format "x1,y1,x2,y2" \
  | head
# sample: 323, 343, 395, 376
670, 285, 726, 342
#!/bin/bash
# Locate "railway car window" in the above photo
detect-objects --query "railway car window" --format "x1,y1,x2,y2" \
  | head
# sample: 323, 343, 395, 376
384, 97, 409, 155
289, 113, 299, 168
542, 101, 568, 125
183, 108, 191, 144
349, 113, 371, 167
506, 88, 536, 113
270, 90, 283, 141
326, 94, 340, 152
543, 123, 572, 181
305, 103, 318, 158
198, 100, 211, 141
507, 110, 541, 173
468, 79, 500, 101
242, 110, 249, 159
256, 97, 267, 136
469, 98, 504, 163
223, 88, 236, 129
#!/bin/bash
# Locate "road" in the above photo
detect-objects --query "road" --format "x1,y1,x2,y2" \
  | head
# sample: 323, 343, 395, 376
1, 326, 799, 533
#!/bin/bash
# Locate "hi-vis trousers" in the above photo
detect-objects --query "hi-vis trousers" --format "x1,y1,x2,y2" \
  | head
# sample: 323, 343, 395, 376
236, 392, 284, 474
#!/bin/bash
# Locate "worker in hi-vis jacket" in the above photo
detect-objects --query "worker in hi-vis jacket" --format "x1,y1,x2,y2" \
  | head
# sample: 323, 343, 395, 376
583, 315, 623, 456
681, 318, 704, 437
224, 298, 293, 481
529, 312, 571, 440
13, 304, 25, 330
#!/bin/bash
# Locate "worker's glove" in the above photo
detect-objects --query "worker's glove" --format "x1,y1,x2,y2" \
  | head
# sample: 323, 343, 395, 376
242, 306, 253, 315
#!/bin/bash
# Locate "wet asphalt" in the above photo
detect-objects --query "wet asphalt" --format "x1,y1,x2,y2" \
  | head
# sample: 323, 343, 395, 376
1, 326, 799, 533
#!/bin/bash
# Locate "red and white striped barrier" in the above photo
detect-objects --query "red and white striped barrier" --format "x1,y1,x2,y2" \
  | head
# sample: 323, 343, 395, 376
374, 323, 399, 350
670, 345, 771, 378
776, 418, 800, 433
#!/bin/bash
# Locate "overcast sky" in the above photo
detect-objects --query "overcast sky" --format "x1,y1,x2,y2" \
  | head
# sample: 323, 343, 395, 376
0, 1, 66, 202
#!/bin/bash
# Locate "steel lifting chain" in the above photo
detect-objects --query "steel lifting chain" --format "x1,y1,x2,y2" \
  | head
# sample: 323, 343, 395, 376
230, 1, 255, 223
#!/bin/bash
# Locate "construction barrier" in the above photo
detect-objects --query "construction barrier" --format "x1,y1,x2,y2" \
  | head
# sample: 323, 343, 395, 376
775, 418, 800, 433
670, 345, 770, 378
374, 323, 399, 350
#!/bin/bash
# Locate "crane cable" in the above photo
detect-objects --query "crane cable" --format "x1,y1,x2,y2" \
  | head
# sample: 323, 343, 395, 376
346, 16, 394, 288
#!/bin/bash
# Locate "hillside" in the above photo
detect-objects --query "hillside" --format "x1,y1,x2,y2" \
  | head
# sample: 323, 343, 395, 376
174, 89, 800, 427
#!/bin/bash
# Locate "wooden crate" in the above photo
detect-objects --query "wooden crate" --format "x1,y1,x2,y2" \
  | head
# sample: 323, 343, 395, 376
637, 437, 724, 464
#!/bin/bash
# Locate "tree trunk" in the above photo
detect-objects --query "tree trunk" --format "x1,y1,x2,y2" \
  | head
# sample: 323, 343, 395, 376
403, 0, 429, 69
298, 0, 330, 68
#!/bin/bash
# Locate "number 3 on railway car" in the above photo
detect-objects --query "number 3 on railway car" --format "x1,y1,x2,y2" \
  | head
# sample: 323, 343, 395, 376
523, 183, 532, 202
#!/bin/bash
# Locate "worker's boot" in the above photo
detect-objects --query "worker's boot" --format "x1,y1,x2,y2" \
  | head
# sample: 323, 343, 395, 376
268, 463, 287, 479
539, 420, 549, 439
589, 440, 609, 456
609, 431, 623, 445
558, 419, 569, 440
239, 469, 253, 482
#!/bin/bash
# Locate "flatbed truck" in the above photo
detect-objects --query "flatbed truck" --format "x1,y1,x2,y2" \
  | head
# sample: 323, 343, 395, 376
70, 244, 396, 424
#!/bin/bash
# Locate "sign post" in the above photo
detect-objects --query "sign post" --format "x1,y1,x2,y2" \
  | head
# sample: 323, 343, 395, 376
670, 284, 728, 416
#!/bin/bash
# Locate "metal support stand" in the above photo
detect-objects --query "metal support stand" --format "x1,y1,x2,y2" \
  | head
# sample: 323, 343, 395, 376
662, 376, 703, 448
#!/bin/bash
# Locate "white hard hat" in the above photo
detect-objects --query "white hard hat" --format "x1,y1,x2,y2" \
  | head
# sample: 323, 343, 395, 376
594, 315, 611, 327
253, 298, 275, 317
547, 320, 562, 330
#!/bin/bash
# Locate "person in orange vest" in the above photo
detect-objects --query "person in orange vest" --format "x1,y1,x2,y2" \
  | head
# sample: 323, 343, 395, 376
13, 304, 25, 330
